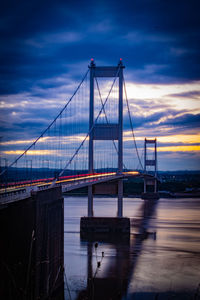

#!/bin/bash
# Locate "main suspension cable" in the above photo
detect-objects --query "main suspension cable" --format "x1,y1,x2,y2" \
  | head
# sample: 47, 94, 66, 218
0, 69, 89, 177
123, 77, 144, 170
53, 65, 121, 184
95, 77, 128, 171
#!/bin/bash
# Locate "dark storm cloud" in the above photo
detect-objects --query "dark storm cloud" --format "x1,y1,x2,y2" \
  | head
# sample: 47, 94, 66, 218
0, 99, 90, 141
123, 102, 200, 137
168, 91, 200, 99
0, 0, 200, 171
123, 110, 167, 129
1, 89, 198, 142
159, 113, 200, 128
1, 0, 200, 96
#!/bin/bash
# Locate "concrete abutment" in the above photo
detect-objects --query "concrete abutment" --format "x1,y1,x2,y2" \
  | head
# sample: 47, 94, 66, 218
0, 186, 64, 300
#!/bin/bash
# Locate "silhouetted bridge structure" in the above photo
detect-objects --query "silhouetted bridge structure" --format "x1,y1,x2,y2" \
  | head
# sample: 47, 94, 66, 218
0, 59, 159, 206
0, 60, 159, 299
0, 171, 140, 203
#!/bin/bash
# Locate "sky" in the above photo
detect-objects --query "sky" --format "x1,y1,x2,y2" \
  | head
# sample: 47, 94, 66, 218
0, 0, 200, 171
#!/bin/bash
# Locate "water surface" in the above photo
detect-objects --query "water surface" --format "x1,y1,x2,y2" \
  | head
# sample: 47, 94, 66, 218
64, 197, 200, 299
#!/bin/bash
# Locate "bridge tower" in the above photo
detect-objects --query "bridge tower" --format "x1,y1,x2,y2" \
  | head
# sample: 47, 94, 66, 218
142, 138, 159, 199
88, 59, 124, 217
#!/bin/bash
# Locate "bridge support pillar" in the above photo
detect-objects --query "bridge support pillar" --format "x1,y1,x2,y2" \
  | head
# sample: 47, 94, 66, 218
144, 179, 147, 193
81, 60, 130, 236
142, 138, 159, 200
154, 178, 157, 193
81, 179, 130, 235
88, 185, 93, 217
117, 179, 123, 217
87, 59, 125, 217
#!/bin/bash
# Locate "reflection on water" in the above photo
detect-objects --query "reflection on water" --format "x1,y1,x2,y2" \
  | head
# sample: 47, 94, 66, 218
64, 197, 200, 299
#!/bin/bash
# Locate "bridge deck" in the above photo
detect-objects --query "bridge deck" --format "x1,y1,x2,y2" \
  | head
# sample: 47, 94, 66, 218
0, 171, 141, 205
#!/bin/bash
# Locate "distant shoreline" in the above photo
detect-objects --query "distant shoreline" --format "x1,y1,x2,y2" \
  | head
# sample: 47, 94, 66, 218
63, 192, 200, 198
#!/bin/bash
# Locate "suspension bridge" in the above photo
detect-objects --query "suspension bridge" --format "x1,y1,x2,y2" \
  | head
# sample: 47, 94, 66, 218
0, 59, 158, 210
0, 59, 159, 299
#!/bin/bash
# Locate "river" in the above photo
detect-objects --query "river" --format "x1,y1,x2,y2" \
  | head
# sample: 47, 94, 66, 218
64, 196, 200, 300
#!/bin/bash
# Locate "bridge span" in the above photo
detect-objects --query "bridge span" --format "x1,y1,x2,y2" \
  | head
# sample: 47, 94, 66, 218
0, 171, 140, 205
0, 61, 160, 299
0, 60, 159, 208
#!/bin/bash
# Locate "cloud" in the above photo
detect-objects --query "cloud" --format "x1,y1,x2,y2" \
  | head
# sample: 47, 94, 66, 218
3, 150, 57, 156
0, 0, 200, 171
158, 113, 200, 128
1, 0, 200, 96
168, 90, 200, 99
156, 145, 200, 153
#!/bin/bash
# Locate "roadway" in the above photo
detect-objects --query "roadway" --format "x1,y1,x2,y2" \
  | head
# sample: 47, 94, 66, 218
0, 171, 140, 204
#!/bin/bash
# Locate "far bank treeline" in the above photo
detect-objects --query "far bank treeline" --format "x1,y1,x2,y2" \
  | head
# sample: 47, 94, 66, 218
66, 171, 200, 196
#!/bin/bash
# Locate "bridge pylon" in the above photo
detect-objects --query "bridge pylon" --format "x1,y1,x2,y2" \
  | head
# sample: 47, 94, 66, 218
142, 138, 159, 200
88, 59, 124, 218
80, 60, 130, 237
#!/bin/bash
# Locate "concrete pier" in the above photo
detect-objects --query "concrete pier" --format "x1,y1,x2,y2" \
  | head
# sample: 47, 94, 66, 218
141, 192, 160, 200
80, 216, 130, 235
